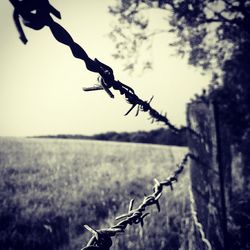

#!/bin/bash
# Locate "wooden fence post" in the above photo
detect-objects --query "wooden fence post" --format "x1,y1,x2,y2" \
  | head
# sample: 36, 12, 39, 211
186, 100, 229, 250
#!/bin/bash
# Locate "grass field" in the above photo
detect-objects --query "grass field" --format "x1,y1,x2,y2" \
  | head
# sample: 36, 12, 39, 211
0, 137, 189, 250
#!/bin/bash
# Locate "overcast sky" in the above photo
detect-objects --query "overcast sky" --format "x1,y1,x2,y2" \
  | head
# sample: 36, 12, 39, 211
0, 0, 211, 137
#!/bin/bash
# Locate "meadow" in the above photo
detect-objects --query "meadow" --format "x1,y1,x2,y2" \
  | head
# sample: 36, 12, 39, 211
0, 137, 189, 250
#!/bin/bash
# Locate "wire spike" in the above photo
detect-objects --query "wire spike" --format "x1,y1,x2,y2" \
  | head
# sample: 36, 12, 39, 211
154, 178, 160, 186
129, 199, 134, 212
135, 105, 140, 116
124, 104, 137, 116
155, 200, 161, 212
148, 95, 154, 104
115, 214, 128, 221
98, 76, 114, 98
84, 225, 99, 240
140, 213, 150, 228
82, 84, 104, 91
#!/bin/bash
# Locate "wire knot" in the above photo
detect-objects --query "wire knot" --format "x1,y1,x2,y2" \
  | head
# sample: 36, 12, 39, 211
83, 225, 117, 250
10, 0, 61, 44
143, 194, 161, 212
94, 59, 114, 83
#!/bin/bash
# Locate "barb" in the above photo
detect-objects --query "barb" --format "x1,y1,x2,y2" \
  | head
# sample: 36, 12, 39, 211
81, 153, 193, 249
9, 0, 179, 133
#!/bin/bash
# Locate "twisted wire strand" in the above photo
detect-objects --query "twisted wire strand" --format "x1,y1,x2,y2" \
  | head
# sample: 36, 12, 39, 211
189, 185, 212, 250
9, 0, 179, 133
81, 153, 193, 249
47, 19, 180, 133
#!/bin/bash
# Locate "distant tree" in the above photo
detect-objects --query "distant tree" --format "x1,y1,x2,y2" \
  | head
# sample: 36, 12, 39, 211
109, 0, 250, 143
211, 40, 250, 143
109, 0, 250, 76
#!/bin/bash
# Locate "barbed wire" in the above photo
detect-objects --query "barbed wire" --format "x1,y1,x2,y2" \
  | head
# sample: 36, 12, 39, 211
9, 0, 180, 133
81, 153, 194, 250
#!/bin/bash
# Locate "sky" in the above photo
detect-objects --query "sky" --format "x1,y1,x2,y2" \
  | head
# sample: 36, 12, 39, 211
0, 0, 211, 137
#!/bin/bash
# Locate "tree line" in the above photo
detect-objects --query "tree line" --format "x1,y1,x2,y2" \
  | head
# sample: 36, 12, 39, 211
33, 128, 187, 146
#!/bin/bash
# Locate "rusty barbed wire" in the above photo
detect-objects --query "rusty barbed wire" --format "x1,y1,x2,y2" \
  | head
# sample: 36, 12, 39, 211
9, 0, 179, 133
81, 153, 194, 250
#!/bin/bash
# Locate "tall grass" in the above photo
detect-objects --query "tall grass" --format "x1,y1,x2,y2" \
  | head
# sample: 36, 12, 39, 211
0, 137, 189, 250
